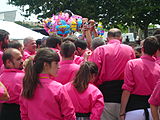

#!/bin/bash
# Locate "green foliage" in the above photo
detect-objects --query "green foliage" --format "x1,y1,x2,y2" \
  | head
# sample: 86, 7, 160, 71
9, 0, 160, 37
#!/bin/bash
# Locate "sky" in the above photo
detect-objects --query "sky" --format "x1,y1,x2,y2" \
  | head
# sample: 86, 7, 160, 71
0, 0, 38, 22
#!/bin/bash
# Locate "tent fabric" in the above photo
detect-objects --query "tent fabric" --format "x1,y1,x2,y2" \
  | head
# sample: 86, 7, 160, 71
0, 20, 45, 40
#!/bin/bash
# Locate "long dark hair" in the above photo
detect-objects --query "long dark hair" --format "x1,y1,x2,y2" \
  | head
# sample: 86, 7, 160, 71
22, 48, 60, 99
73, 61, 98, 92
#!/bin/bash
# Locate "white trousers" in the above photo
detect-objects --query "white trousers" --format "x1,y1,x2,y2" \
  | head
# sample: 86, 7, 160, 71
125, 108, 152, 120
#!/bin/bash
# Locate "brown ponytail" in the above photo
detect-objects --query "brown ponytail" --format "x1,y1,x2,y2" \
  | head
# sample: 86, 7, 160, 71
73, 61, 98, 93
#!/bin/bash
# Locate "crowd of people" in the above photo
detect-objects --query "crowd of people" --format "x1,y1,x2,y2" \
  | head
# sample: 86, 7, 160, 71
0, 22, 160, 120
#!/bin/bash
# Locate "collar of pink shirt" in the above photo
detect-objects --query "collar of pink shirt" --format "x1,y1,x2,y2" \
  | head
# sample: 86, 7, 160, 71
24, 49, 36, 55
156, 56, 160, 61
38, 74, 55, 83
140, 54, 156, 61
49, 48, 60, 53
3, 68, 24, 73
60, 60, 74, 65
108, 39, 122, 44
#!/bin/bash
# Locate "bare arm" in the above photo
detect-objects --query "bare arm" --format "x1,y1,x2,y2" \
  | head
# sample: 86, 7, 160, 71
85, 30, 92, 49
150, 104, 160, 120
120, 90, 131, 120
0, 82, 10, 101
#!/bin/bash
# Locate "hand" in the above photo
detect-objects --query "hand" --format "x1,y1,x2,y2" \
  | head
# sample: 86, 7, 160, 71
89, 19, 95, 31
119, 113, 125, 120
84, 50, 92, 61
120, 115, 125, 120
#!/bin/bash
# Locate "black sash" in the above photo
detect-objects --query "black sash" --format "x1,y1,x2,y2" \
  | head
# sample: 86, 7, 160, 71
76, 112, 91, 117
126, 94, 150, 120
98, 80, 123, 103
0, 103, 21, 120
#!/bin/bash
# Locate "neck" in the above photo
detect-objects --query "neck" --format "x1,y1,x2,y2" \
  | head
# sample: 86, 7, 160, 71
62, 57, 74, 61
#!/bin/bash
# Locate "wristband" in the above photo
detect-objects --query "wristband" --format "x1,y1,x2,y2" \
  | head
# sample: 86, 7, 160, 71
119, 113, 125, 116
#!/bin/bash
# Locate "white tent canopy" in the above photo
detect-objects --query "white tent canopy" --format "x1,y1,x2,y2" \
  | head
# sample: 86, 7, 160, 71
0, 20, 45, 40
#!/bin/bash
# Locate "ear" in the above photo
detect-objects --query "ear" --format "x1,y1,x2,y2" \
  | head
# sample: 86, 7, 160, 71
5, 59, 12, 68
141, 47, 144, 53
57, 44, 61, 50
43, 62, 48, 69
77, 47, 82, 52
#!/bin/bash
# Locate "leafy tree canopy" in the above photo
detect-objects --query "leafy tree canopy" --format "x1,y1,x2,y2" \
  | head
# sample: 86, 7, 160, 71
8, 0, 160, 37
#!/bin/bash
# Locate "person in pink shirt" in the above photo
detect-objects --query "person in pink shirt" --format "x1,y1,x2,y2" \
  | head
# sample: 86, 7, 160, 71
64, 61, 104, 120
74, 39, 92, 65
0, 82, 10, 101
89, 28, 135, 120
23, 37, 37, 60
0, 40, 24, 75
8, 40, 24, 57
46, 36, 62, 61
120, 36, 160, 120
20, 48, 76, 120
148, 80, 160, 120
0, 29, 10, 67
61, 37, 86, 65
55, 41, 80, 85
0, 48, 24, 120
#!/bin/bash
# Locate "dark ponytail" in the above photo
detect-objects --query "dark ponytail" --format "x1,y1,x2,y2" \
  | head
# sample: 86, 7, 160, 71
73, 61, 98, 92
22, 48, 60, 98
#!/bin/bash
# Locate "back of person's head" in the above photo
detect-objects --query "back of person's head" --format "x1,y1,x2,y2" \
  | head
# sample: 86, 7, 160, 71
91, 37, 105, 50
60, 41, 76, 58
73, 61, 98, 92
22, 48, 60, 99
36, 39, 42, 48
134, 46, 141, 53
46, 36, 62, 48
62, 35, 78, 43
8, 40, 23, 49
134, 46, 142, 58
128, 42, 138, 48
74, 39, 87, 50
107, 28, 122, 40
0, 29, 9, 50
0, 29, 9, 42
143, 36, 159, 56
153, 29, 160, 36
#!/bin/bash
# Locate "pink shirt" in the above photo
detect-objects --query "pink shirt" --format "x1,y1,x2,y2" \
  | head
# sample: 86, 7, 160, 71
73, 55, 84, 65
0, 50, 3, 67
64, 82, 104, 120
148, 80, 160, 106
0, 64, 5, 75
122, 55, 160, 95
50, 48, 62, 62
89, 39, 135, 85
23, 49, 36, 60
0, 69, 24, 104
55, 60, 80, 85
20, 74, 76, 120
156, 57, 160, 65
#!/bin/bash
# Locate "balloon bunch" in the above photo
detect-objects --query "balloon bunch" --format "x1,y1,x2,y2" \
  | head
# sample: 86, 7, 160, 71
97, 22, 104, 37
43, 11, 82, 36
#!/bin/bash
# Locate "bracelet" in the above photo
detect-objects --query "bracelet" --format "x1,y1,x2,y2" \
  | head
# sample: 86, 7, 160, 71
119, 113, 125, 116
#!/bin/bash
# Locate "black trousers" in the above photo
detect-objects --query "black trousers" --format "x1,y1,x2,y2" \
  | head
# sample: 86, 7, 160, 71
0, 103, 21, 120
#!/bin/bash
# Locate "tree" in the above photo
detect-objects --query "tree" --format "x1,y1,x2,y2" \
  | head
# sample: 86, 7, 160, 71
8, 0, 160, 38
